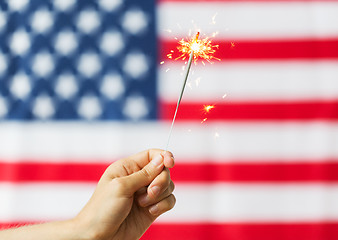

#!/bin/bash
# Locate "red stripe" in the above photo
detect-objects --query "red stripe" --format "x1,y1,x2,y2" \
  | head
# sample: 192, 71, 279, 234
171, 162, 338, 182
160, 39, 338, 61
1, 222, 338, 240
160, 101, 338, 121
142, 223, 338, 240
2, 161, 338, 182
0, 162, 108, 183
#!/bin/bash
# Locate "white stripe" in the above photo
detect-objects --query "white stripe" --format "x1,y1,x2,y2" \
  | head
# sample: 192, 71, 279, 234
160, 183, 338, 223
1, 183, 338, 222
0, 183, 95, 221
159, 61, 338, 102
157, 2, 338, 39
0, 122, 338, 162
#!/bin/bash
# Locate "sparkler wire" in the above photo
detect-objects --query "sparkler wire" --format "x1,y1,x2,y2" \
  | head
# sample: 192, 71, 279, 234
165, 50, 194, 151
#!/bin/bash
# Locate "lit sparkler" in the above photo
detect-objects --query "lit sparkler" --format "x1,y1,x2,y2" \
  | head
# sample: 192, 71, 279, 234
167, 32, 219, 64
165, 32, 218, 150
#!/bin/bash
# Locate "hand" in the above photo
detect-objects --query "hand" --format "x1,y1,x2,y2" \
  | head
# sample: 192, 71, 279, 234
74, 149, 176, 240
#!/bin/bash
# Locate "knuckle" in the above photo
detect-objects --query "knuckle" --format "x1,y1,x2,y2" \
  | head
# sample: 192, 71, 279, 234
159, 171, 170, 187
169, 181, 175, 193
111, 178, 127, 194
167, 194, 176, 210
140, 167, 153, 180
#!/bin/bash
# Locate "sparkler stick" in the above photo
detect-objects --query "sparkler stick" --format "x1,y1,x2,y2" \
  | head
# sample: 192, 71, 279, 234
165, 33, 199, 151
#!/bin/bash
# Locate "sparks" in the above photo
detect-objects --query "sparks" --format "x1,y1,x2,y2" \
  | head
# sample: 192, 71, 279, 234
174, 32, 219, 63
203, 104, 215, 114
201, 118, 208, 123
211, 13, 218, 25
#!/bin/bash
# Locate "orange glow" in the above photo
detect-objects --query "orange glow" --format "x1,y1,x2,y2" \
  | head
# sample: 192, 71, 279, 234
173, 32, 219, 63
203, 104, 215, 114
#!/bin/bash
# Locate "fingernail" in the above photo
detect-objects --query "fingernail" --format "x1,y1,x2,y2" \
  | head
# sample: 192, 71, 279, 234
163, 151, 174, 160
171, 156, 175, 163
138, 195, 149, 206
151, 155, 163, 167
170, 153, 175, 160
150, 186, 161, 197
149, 204, 159, 215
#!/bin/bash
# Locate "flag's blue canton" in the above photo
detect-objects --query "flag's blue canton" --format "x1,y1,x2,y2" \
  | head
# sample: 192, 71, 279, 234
0, 0, 157, 121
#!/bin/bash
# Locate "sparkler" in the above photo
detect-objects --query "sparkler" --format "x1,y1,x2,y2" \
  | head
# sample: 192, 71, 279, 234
165, 32, 218, 150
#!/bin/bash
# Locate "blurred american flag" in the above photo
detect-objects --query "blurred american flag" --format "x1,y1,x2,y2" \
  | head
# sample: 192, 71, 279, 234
1, 0, 338, 239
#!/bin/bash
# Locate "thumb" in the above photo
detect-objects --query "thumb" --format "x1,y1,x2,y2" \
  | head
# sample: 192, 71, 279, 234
119, 154, 164, 195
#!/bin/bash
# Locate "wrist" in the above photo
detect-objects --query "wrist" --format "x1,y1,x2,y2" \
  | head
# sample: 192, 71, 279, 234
68, 217, 96, 240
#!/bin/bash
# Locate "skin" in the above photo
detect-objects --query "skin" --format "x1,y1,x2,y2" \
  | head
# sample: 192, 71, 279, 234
0, 149, 176, 240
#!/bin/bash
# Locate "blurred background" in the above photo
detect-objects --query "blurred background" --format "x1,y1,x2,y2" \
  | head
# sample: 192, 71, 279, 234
1, 0, 338, 239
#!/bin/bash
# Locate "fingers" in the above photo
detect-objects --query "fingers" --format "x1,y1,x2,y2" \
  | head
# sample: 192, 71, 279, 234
104, 149, 174, 179
135, 151, 176, 217
116, 154, 165, 196
137, 168, 175, 207
138, 179, 175, 207
148, 194, 176, 216
162, 151, 175, 169
126, 149, 174, 170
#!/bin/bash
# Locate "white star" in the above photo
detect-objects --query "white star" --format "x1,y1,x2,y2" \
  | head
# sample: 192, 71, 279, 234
123, 95, 149, 120
32, 94, 55, 119
53, 0, 76, 11
32, 52, 54, 77
77, 9, 100, 34
0, 95, 8, 118
77, 52, 101, 78
77, 95, 102, 120
123, 52, 149, 79
10, 72, 31, 99
99, 0, 123, 11
100, 30, 124, 56
121, 9, 148, 35
30, 8, 54, 34
9, 29, 31, 55
100, 73, 125, 100
0, 12, 7, 32
7, 0, 29, 12
0, 53, 7, 75
55, 74, 78, 99
54, 30, 78, 55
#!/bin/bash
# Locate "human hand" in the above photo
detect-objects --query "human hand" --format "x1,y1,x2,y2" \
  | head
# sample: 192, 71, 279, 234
73, 149, 176, 240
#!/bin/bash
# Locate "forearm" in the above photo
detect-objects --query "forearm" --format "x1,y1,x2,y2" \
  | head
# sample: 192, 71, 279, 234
0, 219, 88, 240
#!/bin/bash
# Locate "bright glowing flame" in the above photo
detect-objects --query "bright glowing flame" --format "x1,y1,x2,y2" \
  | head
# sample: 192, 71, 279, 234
203, 104, 215, 114
191, 41, 201, 52
173, 32, 219, 63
